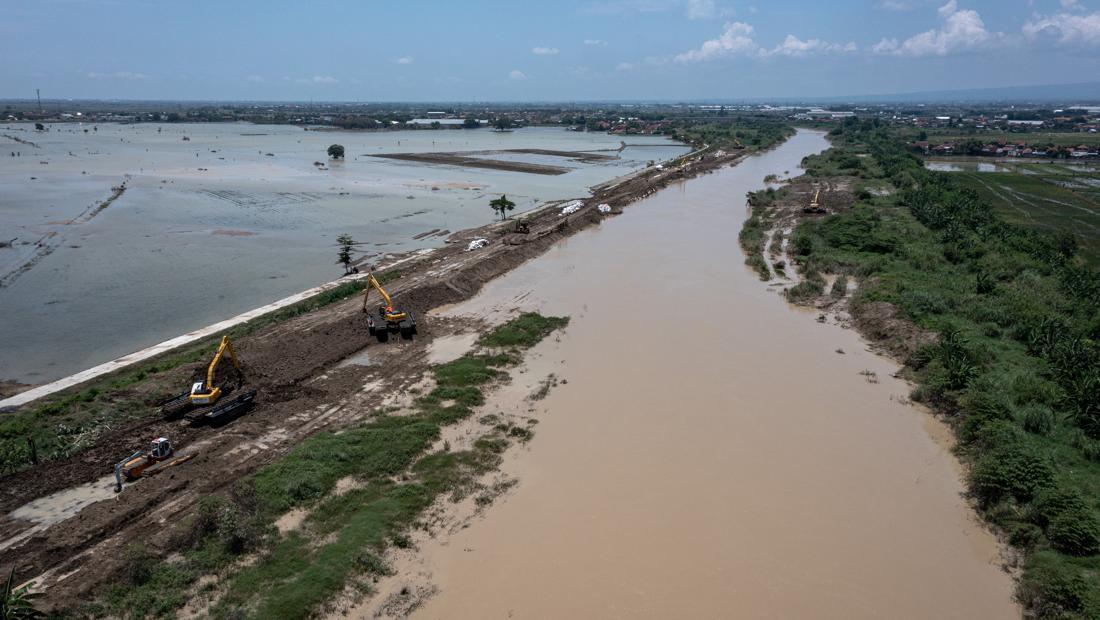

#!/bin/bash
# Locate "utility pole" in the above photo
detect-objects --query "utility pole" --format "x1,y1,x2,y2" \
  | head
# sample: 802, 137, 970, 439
36, 88, 43, 113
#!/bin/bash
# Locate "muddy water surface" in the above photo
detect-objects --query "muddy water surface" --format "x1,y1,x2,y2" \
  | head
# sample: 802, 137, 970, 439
412, 130, 1018, 619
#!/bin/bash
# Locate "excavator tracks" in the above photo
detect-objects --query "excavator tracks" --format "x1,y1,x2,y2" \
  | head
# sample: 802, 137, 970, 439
160, 389, 256, 426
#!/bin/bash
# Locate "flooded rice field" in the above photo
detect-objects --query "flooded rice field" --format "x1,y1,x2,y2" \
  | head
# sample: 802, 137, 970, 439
411, 131, 1017, 618
0, 123, 686, 383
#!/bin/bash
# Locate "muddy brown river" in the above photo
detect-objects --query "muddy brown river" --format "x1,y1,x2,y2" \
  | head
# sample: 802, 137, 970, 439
407, 130, 1018, 618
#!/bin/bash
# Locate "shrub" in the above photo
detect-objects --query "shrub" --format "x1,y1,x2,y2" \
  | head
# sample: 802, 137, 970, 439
1021, 404, 1055, 436
1017, 552, 1096, 617
786, 271, 826, 302
121, 544, 155, 586
968, 439, 1054, 506
1048, 509, 1100, 557
1008, 523, 1044, 550
1029, 487, 1089, 529
830, 275, 848, 298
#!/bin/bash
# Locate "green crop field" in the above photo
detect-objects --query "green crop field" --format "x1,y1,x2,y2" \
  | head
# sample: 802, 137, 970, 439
947, 167, 1100, 266
924, 131, 1100, 147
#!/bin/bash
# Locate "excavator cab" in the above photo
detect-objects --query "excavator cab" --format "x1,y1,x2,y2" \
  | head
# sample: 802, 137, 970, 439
189, 335, 240, 405
114, 436, 193, 493
149, 437, 173, 460
363, 273, 417, 342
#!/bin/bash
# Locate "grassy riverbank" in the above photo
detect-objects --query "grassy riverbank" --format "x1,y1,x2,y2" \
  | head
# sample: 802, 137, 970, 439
87, 312, 568, 619
789, 120, 1100, 617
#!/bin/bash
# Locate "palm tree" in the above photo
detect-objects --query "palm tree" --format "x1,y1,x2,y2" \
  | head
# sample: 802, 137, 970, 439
336, 234, 357, 274
1, 567, 43, 619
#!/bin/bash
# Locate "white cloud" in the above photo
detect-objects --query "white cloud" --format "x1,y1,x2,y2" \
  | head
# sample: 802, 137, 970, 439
509, 69, 527, 80
1023, 9, 1100, 47
87, 71, 148, 80
584, 39, 608, 46
873, 0, 1000, 56
245, 74, 263, 82
872, 38, 900, 54
532, 46, 560, 55
675, 21, 759, 62
674, 22, 853, 62
394, 56, 414, 64
876, 0, 936, 10
765, 34, 857, 57
580, 0, 676, 15
616, 61, 637, 70
686, 0, 715, 19
312, 75, 338, 83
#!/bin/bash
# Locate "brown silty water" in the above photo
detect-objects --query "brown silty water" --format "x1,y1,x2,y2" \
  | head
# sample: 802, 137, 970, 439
406, 130, 1017, 619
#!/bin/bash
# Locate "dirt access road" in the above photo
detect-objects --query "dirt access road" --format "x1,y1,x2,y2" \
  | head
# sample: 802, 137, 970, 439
0, 140, 740, 609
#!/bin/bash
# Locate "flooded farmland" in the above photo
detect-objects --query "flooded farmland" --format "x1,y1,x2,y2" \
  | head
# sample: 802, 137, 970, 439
407, 130, 1018, 619
0, 123, 686, 384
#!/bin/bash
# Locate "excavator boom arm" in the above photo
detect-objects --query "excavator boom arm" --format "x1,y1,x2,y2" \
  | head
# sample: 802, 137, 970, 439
362, 273, 394, 312
205, 336, 240, 388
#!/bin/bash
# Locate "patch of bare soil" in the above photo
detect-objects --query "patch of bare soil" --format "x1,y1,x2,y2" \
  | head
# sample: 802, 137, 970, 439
0, 380, 33, 399
0, 139, 744, 611
372, 152, 570, 176
491, 148, 616, 163
851, 299, 937, 361
211, 229, 257, 237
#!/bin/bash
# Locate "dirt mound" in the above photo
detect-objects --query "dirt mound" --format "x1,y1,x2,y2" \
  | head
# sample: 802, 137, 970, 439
851, 300, 937, 361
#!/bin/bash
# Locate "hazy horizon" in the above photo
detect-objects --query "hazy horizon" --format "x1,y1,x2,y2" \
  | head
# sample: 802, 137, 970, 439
4, 0, 1100, 102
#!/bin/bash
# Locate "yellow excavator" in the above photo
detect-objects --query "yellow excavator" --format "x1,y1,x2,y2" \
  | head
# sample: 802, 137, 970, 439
803, 186, 826, 214
159, 335, 256, 424
113, 436, 195, 493
362, 272, 417, 342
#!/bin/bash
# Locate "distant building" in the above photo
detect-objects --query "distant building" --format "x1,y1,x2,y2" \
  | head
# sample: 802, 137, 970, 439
426, 111, 447, 119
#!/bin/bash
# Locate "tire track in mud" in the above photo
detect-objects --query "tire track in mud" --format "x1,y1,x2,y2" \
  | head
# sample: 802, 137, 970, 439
0, 179, 129, 288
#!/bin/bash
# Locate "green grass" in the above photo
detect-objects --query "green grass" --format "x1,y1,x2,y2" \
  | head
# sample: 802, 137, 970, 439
949, 171, 1100, 267
924, 132, 1100, 148
740, 186, 787, 280
796, 119, 1100, 617
477, 312, 569, 348
95, 312, 569, 620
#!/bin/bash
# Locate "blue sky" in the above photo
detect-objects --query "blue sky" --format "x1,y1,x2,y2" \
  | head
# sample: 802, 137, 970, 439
2, 0, 1099, 101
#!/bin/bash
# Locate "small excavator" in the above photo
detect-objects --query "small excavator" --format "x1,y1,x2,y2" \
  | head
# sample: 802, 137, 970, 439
803, 186, 827, 215
159, 335, 256, 424
362, 272, 417, 342
114, 436, 195, 493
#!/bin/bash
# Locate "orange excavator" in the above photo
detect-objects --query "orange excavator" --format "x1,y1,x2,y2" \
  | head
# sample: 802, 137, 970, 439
362, 272, 417, 342
113, 436, 195, 493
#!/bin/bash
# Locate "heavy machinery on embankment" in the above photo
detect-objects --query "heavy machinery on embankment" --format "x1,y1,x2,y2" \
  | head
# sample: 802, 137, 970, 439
362, 272, 417, 342
113, 436, 194, 492
803, 186, 826, 214
158, 335, 256, 425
